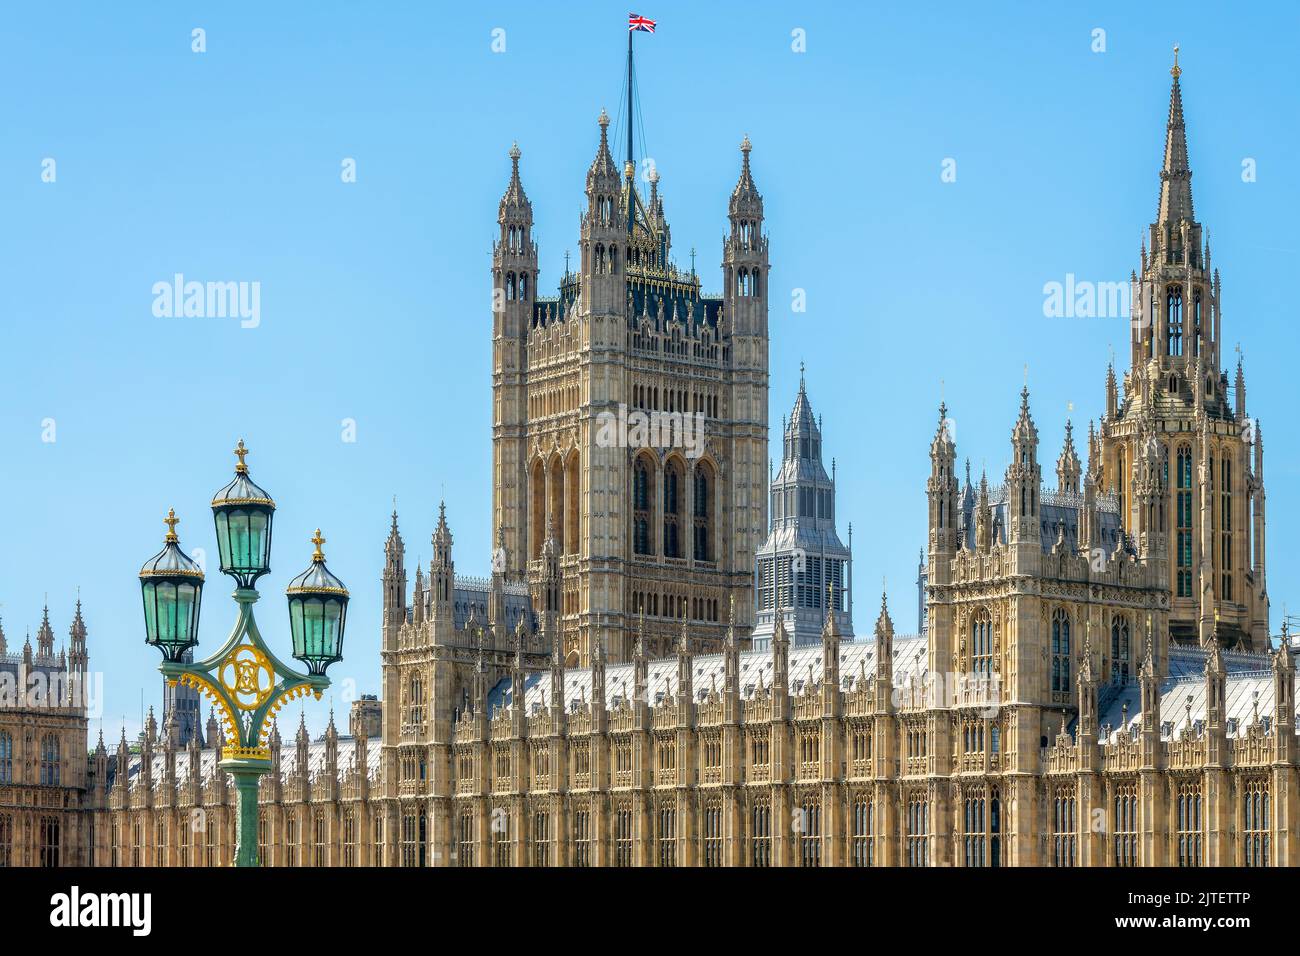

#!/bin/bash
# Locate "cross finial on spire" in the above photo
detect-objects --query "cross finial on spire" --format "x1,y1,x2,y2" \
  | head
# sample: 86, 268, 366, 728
1171, 43, 1181, 79
233, 439, 249, 473
311, 529, 326, 562
163, 508, 180, 542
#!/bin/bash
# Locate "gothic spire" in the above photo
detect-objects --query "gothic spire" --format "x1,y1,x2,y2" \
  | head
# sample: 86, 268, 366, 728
729, 134, 763, 217
36, 603, 54, 658
385, 504, 404, 561
1157, 45, 1194, 228
1056, 420, 1081, 494
587, 108, 618, 187
500, 141, 530, 212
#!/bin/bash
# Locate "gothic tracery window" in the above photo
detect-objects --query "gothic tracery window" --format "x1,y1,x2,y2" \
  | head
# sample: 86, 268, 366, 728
1051, 609, 1071, 696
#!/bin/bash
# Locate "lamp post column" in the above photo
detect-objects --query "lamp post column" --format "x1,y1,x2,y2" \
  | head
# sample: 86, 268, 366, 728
227, 765, 266, 867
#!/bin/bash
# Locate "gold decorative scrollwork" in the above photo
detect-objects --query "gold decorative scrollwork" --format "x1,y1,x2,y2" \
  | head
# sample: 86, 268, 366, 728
218, 644, 275, 711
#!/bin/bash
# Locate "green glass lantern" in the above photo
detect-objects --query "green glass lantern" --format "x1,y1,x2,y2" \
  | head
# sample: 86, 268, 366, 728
139, 509, 205, 662
211, 439, 275, 588
285, 529, 349, 675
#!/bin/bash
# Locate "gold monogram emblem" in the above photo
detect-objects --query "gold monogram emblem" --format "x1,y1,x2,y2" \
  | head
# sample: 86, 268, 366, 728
218, 645, 275, 711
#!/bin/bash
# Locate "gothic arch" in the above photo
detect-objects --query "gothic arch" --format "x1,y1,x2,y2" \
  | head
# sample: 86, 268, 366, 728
663, 454, 686, 559
530, 458, 546, 559
692, 458, 717, 563
549, 454, 565, 554
565, 450, 580, 555
632, 450, 656, 556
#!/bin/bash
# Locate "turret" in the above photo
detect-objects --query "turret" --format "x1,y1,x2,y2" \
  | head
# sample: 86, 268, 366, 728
675, 611, 693, 705
411, 564, 426, 625
1138, 622, 1163, 769
1006, 387, 1041, 548
69, 599, 88, 674
723, 135, 767, 339
1204, 633, 1227, 767
323, 709, 339, 776
771, 597, 790, 716
631, 610, 648, 705
1056, 420, 1081, 494
494, 141, 537, 339
511, 615, 528, 711
723, 596, 740, 698
382, 506, 406, 639
821, 583, 841, 688
295, 712, 310, 777
579, 110, 625, 316
36, 604, 54, 658
1272, 625, 1293, 764
489, 528, 507, 631
591, 631, 607, 716
431, 501, 454, 625
1077, 622, 1098, 739
873, 592, 894, 708
927, 402, 960, 561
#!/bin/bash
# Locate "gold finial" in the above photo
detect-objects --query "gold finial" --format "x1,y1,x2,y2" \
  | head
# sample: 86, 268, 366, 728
1171, 44, 1181, 79
311, 529, 325, 562
163, 508, 180, 542
233, 439, 249, 474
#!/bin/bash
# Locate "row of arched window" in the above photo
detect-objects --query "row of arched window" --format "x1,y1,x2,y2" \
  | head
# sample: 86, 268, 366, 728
633, 453, 716, 562
0, 731, 59, 786
501, 271, 531, 301
630, 382, 718, 418
530, 453, 580, 559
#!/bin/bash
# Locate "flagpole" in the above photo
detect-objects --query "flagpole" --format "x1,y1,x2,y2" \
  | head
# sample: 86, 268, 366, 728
627, 25, 635, 234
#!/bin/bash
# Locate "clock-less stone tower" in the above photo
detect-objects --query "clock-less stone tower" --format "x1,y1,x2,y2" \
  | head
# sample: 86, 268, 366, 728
491, 110, 769, 666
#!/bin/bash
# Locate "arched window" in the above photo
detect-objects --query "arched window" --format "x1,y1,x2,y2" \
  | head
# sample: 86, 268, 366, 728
0, 732, 11, 784
633, 455, 654, 556
1221, 458, 1233, 601
40, 734, 60, 786
549, 456, 565, 554
1111, 616, 1131, 683
1051, 610, 1071, 695
971, 610, 993, 678
693, 462, 714, 562
1193, 290, 1203, 356
565, 453, 579, 556
530, 460, 546, 559
1116, 446, 1127, 529
663, 458, 684, 559
1176, 445, 1193, 597
1167, 286, 1183, 356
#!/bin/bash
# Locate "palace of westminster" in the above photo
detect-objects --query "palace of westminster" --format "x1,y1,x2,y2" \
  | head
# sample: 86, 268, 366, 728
0, 56, 1291, 868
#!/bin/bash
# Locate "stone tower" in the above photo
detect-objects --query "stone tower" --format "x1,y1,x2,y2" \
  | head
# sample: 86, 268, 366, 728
1101, 50, 1268, 650
752, 370, 853, 649
490, 101, 769, 666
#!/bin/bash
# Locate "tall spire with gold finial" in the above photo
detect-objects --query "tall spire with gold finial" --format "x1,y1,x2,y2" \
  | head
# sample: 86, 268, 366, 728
1157, 44, 1194, 227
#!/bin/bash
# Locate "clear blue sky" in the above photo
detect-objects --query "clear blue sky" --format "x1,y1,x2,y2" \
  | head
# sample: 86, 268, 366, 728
2, 2, 1297, 743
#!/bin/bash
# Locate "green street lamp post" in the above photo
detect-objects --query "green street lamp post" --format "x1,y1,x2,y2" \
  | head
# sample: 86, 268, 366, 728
140, 440, 348, 867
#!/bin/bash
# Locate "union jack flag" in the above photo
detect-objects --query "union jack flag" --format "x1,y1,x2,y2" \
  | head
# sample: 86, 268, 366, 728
628, 13, 656, 32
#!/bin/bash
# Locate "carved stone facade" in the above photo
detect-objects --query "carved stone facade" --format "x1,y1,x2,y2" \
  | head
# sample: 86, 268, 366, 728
0, 604, 92, 867
8, 56, 1294, 869
491, 116, 769, 667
